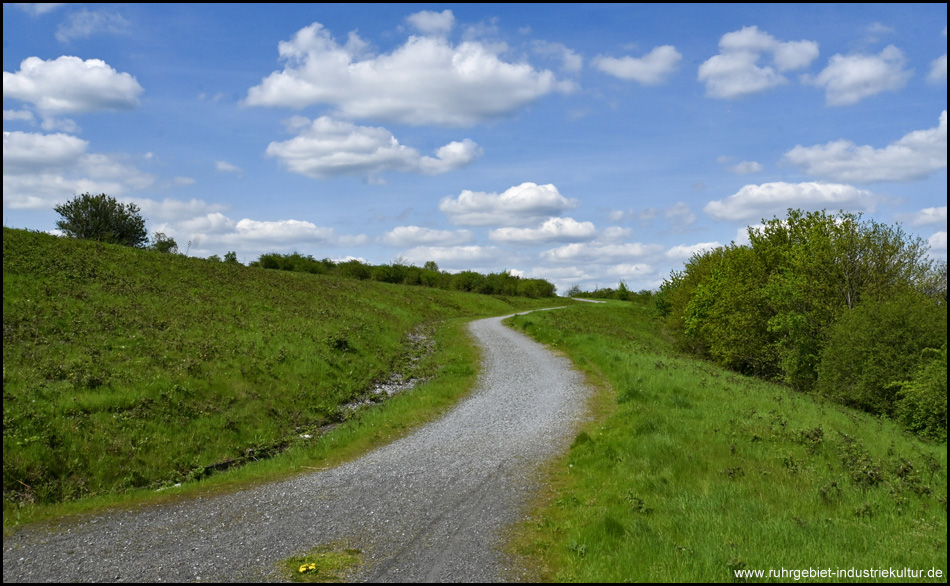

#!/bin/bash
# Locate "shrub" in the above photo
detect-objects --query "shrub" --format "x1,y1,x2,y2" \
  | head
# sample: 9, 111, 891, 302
54, 192, 148, 248
893, 344, 947, 441
817, 292, 946, 416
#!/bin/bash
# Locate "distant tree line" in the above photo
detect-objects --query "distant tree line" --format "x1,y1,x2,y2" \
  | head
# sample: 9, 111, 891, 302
565, 280, 653, 302
655, 209, 947, 440
249, 252, 558, 298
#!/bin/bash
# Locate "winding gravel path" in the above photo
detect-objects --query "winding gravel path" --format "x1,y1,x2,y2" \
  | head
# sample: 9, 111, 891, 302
3, 309, 591, 583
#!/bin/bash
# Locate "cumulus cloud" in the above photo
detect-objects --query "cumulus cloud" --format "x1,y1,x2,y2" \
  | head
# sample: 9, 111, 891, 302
400, 245, 505, 268
728, 160, 763, 174
489, 217, 596, 245
4, 109, 35, 123
541, 241, 665, 264
135, 198, 228, 222
783, 110, 947, 182
804, 45, 912, 106
698, 26, 819, 99
215, 160, 243, 176
380, 225, 473, 247
929, 27, 947, 83
245, 22, 572, 126
593, 45, 682, 85
704, 181, 884, 222
439, 182, 577, 226
12, 4, 64, 16
666, 241, 723, 260
664, 202, 697, 229
928, 231, 947, 258
406, 9, 455, 36
3, 130, 154, 209
3, 56, 143, 115
898, 205, 947, 228
265, 116, 481, 179
55, 8, 130, 42
532, 41, 584, 73
160, 212, 368, 260
2, 130, 87, 173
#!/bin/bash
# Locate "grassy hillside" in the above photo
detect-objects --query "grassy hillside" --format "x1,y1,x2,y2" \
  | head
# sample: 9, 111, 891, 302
3, 227, 560, 526
506, 301, 947, 582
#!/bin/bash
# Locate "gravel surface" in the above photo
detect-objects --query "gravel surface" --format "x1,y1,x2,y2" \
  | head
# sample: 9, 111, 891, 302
3, 310, 591, 583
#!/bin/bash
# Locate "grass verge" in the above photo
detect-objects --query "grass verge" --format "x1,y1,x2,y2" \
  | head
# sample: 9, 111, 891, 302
505, 300, 947, 582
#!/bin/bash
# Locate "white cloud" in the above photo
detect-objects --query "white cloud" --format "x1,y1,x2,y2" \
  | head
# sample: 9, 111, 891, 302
593, 45, 682, 85
265, 116, 481, 179
783, 110, 947, 182
599, 226, 632, 242
55, 9, 130, 42
898, 205, 947, 228
406, 9, 455, 36
2, 130, 87, 173
135, 198, 228, 222
930, 54, 948, 83
704, 182, 883, 222
664, 202, 697, 228
245, 22, 572, 126
541, 241, 665, 264
728, 160, 763, 175
3, 109, 35, 123
3, 56, 143, 115
159, 212, 369, 260
804, 45, 912, 106
231, 218, 336, 243
400, 245, 505, 268
666, 241, 723, 260
439, 182, 577, 226
489, 217, 596, 244
927, 231, 947, 251
928, 26, 947, 83
3, 130, 154, 209
380, 225, 473, 247
698, 26, 819, 99
12, 4, 64, 16
533, 41, 584, 73
215, 160, 243, 175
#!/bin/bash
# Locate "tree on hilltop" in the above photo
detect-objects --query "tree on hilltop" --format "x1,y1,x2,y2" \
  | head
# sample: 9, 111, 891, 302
54, 193, 148, 248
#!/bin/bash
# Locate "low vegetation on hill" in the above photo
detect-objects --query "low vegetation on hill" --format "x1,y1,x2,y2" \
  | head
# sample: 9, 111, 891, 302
655, 209, 947, 441
2, 227, 558, 520
507, 300, 946, 582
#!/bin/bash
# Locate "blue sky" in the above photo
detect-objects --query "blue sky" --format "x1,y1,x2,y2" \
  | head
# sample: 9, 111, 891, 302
3, 3, 947, 293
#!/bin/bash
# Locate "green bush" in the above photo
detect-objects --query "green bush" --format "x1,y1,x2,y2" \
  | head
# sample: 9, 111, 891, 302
816, 292, 946, 416
54, 192, 148, 248
894, 344, 947, 441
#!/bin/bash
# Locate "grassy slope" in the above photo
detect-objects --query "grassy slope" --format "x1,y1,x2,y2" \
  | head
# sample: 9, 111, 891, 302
506, 301, 947, 582
3, 227, 561, 530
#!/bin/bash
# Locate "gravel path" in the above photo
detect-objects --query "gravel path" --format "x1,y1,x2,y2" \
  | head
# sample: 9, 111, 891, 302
3, 309, 591, 583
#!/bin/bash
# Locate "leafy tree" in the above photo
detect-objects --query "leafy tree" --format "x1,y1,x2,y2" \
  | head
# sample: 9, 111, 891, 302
659, 208, 938, 400
54, 192, 148, 248
150, 232, 179, 254
817, 291, 946, 415
565, 283, 582, 298
223, 251, 240, 265
893, 344, 947, 441
616, 280, 630, 301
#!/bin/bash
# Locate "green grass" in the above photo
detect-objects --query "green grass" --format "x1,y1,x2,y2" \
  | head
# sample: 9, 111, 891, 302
3, 227, 563, 531
505, 300, 947, 582
278, 542, 363, 582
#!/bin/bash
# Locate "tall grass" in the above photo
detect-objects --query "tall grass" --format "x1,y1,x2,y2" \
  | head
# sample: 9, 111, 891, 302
3, 227, 560, 528
505, 301, 946, 582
